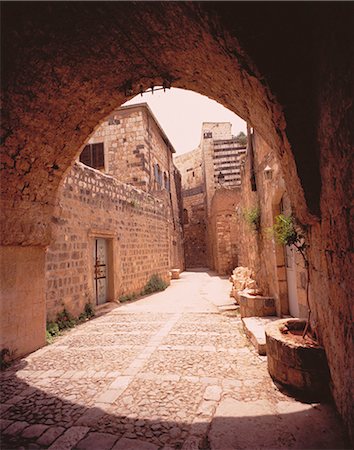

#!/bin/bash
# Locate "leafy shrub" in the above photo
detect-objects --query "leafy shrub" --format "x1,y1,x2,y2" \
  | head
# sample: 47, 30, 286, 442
46, 321, 60, 336
141, 274, 168, 295
46, 304, 95, 344
46, 321, 60, 344
243, 206, 261, 232
119, 293, 137, 303
270, 214, 305, 249
56, 309, 76, 330
84, 302, 95, 318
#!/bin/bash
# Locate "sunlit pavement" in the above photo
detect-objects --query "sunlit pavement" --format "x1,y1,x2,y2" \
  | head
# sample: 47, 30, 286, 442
1, 271, 350, 449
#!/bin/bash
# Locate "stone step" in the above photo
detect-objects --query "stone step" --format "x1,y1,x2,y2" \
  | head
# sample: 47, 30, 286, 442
242, 316, 279, 355
217, 304, 239, 312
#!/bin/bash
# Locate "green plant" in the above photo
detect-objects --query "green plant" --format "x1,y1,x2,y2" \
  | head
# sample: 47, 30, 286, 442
243, 206, 261, 232
141, 274, 168, 295
270, 214, 311, 338
119, 293, 137, 303
46, 321, 60, 344
271, 214, 307, 257
56, 309, 77, 331
84, 302, 95, 318
47, 321, 60, 336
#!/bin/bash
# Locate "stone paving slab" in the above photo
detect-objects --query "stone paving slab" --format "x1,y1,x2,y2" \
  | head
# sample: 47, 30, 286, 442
0, 271, 350, 450
75, 431, 119, 450
209, 398, 350, 450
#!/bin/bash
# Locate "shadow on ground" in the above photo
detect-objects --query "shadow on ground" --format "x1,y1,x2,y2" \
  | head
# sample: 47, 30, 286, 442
1, 364, 350, 450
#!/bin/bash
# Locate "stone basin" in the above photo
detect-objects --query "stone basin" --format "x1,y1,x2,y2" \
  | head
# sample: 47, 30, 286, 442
265, 318, 330, 400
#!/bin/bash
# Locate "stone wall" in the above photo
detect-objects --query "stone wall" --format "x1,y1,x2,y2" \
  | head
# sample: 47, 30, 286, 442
85, 103, 175, 193
46, 163, 174, 320
44, 103, 184, 320
182, 192, 208, 268
235, 131, 308, 318
175, 147, 208, 268
208, 188, 240, 275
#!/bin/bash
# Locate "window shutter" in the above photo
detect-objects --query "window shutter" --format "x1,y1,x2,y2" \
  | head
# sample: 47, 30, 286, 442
80, 145, 92, 166
79, 143, 104, 170
93, 143, 104, 169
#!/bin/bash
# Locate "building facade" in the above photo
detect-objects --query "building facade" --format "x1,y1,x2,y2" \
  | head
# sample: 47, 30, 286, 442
46, 104, 184, 320
174, 123, 246, 270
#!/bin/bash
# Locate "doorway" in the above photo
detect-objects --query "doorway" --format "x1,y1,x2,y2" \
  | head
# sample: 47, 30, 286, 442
280, 196, 300, 318
94, 238, 109, 305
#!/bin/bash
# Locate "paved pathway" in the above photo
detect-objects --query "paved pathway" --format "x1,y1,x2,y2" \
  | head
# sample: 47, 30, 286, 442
1, 271, 350, 449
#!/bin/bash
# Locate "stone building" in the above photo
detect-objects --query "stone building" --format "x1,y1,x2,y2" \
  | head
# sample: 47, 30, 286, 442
174, 123, 246, 271
46, 103, 184, 320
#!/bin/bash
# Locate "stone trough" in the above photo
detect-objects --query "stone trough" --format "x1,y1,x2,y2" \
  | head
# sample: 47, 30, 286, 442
265, 318, 330, 400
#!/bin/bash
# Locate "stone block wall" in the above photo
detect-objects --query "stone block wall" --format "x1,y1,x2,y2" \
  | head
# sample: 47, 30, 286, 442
234, 131, 308, 318
0, 247, 46, 357
86, 104, 175, 194
208, 188, 240, 275
182, 192, 208, 268
46, 162, 175, 320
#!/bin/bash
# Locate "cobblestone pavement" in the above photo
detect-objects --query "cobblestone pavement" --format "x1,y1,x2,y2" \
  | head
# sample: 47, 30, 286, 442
1, 271, 350, 449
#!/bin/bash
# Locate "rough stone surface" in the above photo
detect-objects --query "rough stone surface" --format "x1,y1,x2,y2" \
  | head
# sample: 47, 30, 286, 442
209, 398, 349, 450
2, 421, 29, 436
203, 386, 222, 402
0, 271, 349, 449
239, 293, 276, 318
75, 432, 119, 450
21, 423, 49, 439
242, 316, 279, 355
112, 437, 158, 450
36, 426, 66, 446
47, 426, 89, 450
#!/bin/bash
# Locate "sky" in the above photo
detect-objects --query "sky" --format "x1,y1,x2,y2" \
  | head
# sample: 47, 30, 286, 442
123, 87, 246, 155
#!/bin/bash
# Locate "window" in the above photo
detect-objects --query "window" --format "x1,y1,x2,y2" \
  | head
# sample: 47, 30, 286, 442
203, 132, 212, 139
154, 163, 162, 186
164, 173, 170, 191
154, 163, 159, 182
80, 143, 105, 170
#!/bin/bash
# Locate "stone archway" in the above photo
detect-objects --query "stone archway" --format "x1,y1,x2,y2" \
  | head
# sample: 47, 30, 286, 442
1, 2, 353, 438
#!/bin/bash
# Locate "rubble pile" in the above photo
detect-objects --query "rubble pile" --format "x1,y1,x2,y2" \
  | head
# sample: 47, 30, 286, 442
229, 266, 263, 303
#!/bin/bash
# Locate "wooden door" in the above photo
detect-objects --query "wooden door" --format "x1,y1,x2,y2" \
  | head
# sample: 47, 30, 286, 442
94, 238, 108, 305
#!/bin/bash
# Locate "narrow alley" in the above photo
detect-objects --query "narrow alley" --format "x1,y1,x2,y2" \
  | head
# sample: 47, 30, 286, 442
1, 271, 349, 450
